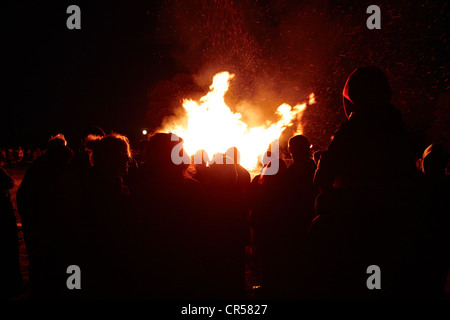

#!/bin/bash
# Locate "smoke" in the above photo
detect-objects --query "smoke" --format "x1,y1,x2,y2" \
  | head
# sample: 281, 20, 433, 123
148, 0, 450, 150
151, 0, 332, 137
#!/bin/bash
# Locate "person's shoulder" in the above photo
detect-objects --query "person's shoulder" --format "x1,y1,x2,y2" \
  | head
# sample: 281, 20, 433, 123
236, 164, 251, 180
236, 164, 250, 174
251, 174, 261, 185
330, 118, 355, 142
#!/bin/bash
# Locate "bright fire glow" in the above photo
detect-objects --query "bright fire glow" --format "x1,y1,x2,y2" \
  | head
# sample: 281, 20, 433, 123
164, 71, 314, 173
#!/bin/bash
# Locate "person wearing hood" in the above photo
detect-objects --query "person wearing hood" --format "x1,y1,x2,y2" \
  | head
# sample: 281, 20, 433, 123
300, 67, 428, 299
314, 66, 414, 191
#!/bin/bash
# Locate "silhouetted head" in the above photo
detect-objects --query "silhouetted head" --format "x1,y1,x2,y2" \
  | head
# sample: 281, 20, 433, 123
145, 132, 189, 173
225, 147, 241, 164
81, 126, 105, 147
92, 133, 131, 176
421, 143, 448, 176
342, 66, 392, 119
46, 134, 73, 164
209, 156, 237, 186
288, 135, 311, 162
84, 134, 102, 151
48, 133, 67, 148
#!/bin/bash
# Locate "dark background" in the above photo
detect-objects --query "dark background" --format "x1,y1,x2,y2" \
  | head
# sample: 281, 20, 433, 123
3, 0, 449, 154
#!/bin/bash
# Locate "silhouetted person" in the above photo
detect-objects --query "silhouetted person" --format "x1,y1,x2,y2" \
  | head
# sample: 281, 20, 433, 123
271, 135, 317, 297
128, 133, 206, 299
314, 67, 413, 191
186, 149, 250, 299
0, 168, 23, 299
419, 143, 450, 298
17, 134, 74, 299
70, 125, 105, 172
302, 67, 426, 298
284, 135, 316, 211
79, 133, 137, 298
202, 156, 249, 299
134, 138, 149, 166
250, 136, 316, 299
249, 157, 291, 299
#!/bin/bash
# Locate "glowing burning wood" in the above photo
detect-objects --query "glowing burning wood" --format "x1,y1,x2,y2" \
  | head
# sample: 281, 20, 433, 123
164, 71, 314, 172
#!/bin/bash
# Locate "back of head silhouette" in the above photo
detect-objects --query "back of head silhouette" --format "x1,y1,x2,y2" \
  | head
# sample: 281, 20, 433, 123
288, 135, 311, 162
46, 134, 72, 164
342, 66, 392, 118
48, 133, 67, 147
81, 125, 105, 139
92, 133, 131, 176
85, 134, 103, 151
80, 125, 105, 148
145, 133, 189, 175
209, 155, 237, 186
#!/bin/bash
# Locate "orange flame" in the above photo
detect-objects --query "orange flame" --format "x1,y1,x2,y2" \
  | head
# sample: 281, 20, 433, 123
164, 71, 314, 173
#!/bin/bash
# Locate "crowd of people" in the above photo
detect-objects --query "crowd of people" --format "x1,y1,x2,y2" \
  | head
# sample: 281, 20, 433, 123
1, 66, 449, 300
0, 147, 43, 167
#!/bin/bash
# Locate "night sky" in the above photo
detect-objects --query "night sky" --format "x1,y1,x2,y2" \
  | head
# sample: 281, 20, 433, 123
3, 0, 449, 155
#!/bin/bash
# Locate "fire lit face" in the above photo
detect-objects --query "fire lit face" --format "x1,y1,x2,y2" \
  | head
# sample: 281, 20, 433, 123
163, 71, 314, 175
